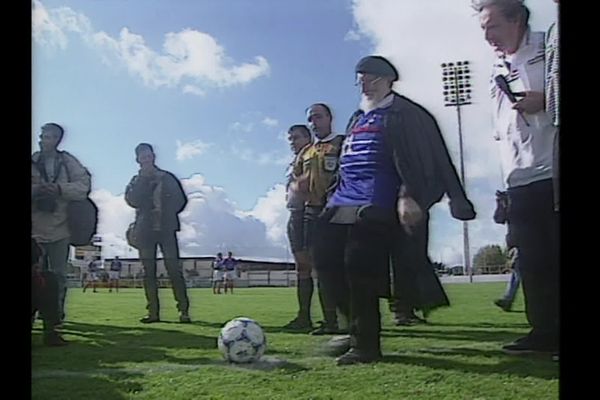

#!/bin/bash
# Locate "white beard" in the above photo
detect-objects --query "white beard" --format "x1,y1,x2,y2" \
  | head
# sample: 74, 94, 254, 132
359, 95, 378, 113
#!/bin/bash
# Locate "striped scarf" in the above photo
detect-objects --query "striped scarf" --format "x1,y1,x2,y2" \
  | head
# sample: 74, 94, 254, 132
545, 21, 559, 127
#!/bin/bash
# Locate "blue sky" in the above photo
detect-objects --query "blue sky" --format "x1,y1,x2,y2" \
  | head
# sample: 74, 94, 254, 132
32, 0, 557, 263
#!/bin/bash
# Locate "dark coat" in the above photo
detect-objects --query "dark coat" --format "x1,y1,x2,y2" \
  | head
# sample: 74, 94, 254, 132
342, 93, 474, 305
125, 168, 188, 233
344, 92, 476, 220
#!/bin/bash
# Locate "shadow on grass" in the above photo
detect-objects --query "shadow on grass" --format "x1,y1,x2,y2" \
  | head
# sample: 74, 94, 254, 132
380, 349, 558, 380
31, 370, 144, 400
380, 326, 528, 344
31, 321, 218, 399
425, 321, 530, 329
32, 320, 305, 378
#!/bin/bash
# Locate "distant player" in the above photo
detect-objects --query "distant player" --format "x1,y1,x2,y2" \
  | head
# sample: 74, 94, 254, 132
212, 252, 225, 294
223, 251, 238, 294
82, 258, 99, 293
109, 256, 123, 293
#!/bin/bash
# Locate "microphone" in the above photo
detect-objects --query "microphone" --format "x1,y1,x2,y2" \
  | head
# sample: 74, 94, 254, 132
494, 75, 530, 126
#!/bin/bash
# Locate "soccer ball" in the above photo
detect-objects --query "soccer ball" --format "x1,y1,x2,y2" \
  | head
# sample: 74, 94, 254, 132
218, 317, 267, 363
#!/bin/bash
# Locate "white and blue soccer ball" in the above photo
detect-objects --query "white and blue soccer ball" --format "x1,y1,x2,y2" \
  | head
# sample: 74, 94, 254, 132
218, 317, 267, 363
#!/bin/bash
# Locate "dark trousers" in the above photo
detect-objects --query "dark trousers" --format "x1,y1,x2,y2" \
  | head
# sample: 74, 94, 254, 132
390, 215, 430, 312
305, 206, 338, 326
508, 179, 559, 346
313, 219, 391, 355
138, 230, 189, 317
32, 270, 60, 331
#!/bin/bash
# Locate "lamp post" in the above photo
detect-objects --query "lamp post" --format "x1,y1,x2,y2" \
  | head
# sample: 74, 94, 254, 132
441, 60, 473, 283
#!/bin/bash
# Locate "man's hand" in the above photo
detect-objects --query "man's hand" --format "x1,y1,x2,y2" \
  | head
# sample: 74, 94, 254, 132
290, 173, 309, 194
39, 183, 59, 196
513, 91, 544, 115
397, 196, 423, 235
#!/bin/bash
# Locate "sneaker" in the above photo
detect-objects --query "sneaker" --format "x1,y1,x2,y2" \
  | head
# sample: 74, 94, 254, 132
179, 313, 192, 324
283, 317, 313, 331
336, 348, 382, 366
494, 299, 512, 312
43, 331, 68, 347
140, 315, 160, 324
311, 321, 342, 335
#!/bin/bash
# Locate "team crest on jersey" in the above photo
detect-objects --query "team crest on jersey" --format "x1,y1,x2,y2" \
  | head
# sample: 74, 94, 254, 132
324, 156, 337, 172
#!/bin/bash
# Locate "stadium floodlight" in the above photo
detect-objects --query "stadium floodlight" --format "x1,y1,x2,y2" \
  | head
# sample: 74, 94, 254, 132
441, 60, 473, 283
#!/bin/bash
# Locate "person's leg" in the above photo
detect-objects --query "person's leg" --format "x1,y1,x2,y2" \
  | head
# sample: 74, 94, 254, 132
284, 211, 314, 329
313, 221, 352, 355
217, 276, 223, 294
505, 180, 559, 353
213, 272, 219, 293
41, 237, 70, 321
337, 221, 390, 365
283, 249, 313, 329
39, 270, 67, 345
312, 222, 350, 323
160, 231, 190, 321
390, 243, 418, 325
139, 239, 160, 322
305, 207, 339, 334
504, 263, 521, 304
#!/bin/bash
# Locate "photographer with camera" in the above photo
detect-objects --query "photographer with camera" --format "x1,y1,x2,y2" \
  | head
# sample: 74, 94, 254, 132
32, 123, 91, 325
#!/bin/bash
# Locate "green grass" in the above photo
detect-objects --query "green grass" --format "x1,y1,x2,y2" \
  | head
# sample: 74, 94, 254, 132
32, 284, 558, 400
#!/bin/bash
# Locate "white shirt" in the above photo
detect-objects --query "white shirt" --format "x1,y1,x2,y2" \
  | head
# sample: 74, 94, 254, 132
489, 30, 556, 188
314, 131, 345, 144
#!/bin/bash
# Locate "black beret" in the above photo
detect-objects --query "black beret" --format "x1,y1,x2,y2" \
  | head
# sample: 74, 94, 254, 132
135, 143, 154, 156
355, 55, 399, 81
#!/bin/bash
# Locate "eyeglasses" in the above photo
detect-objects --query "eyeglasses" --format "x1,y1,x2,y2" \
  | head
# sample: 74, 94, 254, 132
355, 76, 382, 87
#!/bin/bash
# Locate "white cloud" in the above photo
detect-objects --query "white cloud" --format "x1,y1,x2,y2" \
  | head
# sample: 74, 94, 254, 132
33, 1, 270, 93
262, 117, 279, 128
231, 142, 291, 166
176, 139, 212, 161
344, 29, 361, 41
89, 189, 136, 258
182, 85, 206, 96
230, 122, 254, 133
92, 175, 290, 260
32, 0, 92, 49
246, 184, 288, 244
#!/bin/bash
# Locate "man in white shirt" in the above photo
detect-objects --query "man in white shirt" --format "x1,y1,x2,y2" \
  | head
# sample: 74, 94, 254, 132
474, 0, 559, 356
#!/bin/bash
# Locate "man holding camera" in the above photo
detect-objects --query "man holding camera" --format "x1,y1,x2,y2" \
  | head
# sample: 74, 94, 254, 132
32, 123, 91, 324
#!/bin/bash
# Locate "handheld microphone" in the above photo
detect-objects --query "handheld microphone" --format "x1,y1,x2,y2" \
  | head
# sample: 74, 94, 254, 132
494, 75, 530, 126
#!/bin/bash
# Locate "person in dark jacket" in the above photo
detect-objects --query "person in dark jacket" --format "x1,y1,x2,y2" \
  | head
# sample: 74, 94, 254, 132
125, 143, 190, 324
313, 55, 475, 365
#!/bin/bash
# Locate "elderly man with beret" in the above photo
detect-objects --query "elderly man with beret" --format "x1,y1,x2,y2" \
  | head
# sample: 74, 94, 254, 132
313, 55, 476, 365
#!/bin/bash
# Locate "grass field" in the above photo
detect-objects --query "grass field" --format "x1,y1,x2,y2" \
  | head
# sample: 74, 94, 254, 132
31, 283, 558, 400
